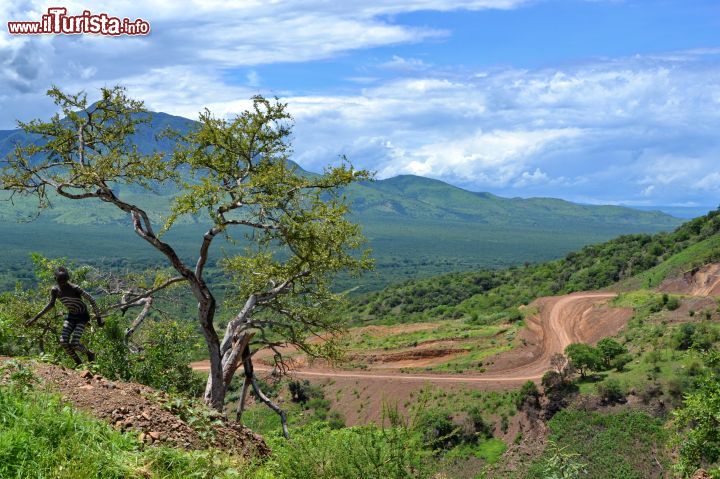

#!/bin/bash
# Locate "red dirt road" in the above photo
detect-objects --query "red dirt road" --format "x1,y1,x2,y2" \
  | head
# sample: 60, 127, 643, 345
191, 292, 628, 386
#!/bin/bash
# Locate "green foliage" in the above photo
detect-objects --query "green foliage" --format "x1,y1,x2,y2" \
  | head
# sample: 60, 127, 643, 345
535, 441, 588, 479
0, 383, 253, 479
596, 379, 626, 404
528, 411, 668, 479
610, 353, 632, 372
262, 422, 432, 479
124, 320, 205, 395
516, 380, 541, 409
666, 296, 681, 311
158, 395, 225, 442
673, 351, 720, 477
596, 338, 628, 369
344, 209, 720, 324
288, 379, 323, 404
415, 410, 460, 451
672, 323, 719, 352
565, 343, 602, 378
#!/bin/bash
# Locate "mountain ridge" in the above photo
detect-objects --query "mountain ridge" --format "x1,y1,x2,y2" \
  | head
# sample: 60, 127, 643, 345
0, 109, 685, 292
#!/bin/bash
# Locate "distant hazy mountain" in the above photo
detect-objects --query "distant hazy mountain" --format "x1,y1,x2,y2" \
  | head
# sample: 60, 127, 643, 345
0, 111, 683, 292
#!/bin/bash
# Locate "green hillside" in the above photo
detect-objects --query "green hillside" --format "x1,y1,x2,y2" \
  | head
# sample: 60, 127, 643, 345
345, 208, 720, 324
0, 112, 683, 292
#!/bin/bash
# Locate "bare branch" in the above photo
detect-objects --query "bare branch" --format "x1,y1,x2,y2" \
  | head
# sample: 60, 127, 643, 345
101, 276, 186, 314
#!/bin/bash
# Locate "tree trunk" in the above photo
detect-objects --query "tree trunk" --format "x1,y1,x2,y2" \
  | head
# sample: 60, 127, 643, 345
236, 376, 250, 422
199, 296, 226, 411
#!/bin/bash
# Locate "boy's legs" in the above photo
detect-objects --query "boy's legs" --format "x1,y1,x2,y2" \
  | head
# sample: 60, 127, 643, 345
59, 319, 82, 365
69, 315, 95, 362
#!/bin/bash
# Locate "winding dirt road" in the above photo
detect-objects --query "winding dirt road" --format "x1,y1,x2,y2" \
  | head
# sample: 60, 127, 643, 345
191, 292, 630, 386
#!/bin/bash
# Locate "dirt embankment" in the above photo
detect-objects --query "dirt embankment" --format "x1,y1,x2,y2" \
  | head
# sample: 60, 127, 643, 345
659, 263, 720, 296
0, 358, 268, 457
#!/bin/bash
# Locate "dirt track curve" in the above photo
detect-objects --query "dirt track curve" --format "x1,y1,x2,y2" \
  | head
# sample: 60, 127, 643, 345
191, 292, 629, 387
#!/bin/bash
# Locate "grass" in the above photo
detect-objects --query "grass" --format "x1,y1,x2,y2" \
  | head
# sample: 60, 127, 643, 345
341, 321, 510, 351
445, 438, 507, 464
526, 411, 669, 479
624, 234, 720, 290
0, 383, 255, 479
338, 320, 519, 373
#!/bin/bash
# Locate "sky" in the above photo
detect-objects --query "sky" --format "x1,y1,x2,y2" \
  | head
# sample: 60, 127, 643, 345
2, 0, 720, 208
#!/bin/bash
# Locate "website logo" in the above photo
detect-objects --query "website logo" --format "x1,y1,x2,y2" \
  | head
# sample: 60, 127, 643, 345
7, 8, 151, 36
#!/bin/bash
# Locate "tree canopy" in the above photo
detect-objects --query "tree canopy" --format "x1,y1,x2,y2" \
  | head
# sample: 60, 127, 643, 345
1, 86, 372, 431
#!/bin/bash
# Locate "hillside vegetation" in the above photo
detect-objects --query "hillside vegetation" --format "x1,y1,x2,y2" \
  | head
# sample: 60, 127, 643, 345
345, 208, 720, 324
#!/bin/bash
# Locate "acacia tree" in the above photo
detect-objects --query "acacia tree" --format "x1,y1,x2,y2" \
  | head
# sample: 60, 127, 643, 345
0, 86, 371, 426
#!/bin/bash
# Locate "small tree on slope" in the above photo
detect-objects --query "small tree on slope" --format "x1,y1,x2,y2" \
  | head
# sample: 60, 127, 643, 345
0, 86, 371, 434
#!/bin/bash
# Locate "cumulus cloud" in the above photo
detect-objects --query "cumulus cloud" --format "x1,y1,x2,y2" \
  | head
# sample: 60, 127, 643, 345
281, 54, 720, 205
2, 1, 720, 206
0, 0, 528, 125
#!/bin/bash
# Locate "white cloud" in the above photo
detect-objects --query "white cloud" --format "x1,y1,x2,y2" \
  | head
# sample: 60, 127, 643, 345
2, 2, 720, 206
379, 55, 432, 72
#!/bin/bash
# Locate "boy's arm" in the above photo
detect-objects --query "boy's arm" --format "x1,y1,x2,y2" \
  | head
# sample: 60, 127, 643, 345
80, 288, 102, 323
26, 288, 57, 326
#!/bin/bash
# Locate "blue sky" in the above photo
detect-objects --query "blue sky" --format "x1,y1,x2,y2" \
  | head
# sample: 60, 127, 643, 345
2, 0, 720, 208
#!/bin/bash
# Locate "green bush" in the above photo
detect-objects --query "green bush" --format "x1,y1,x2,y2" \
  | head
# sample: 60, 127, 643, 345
665, 296, 681, 311
264, 423, 432, 479
288, 379, 323, 404
673, 351, 720, 477
516, 380, 540, 409
596, 338, 627, 369
596, 379, 626, 404
527, 411, 668, 479
415, 410, 459, 450
610, 353, 632, 372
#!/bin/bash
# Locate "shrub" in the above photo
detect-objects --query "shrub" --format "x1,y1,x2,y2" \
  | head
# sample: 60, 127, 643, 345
610, 353, 633, 372
665, 296, 681, 311
266, 423, 432, 479
415, 410, 459, 450
516, 380, 541, 410
288, 380, 323, 404
327, 410, 346, 430
673, 352, 720, 477
596, 338, 627, 369
673, 323, 696, 350
596, 379, 626, 405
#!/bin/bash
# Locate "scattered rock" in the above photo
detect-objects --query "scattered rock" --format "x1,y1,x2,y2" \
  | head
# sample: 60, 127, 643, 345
1, 358, 269, 458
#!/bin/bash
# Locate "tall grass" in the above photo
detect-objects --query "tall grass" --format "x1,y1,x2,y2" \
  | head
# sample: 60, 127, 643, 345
0, 379, 253, 479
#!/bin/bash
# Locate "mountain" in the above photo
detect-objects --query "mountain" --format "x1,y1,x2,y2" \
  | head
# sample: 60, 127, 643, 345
0, 111, 682, 292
